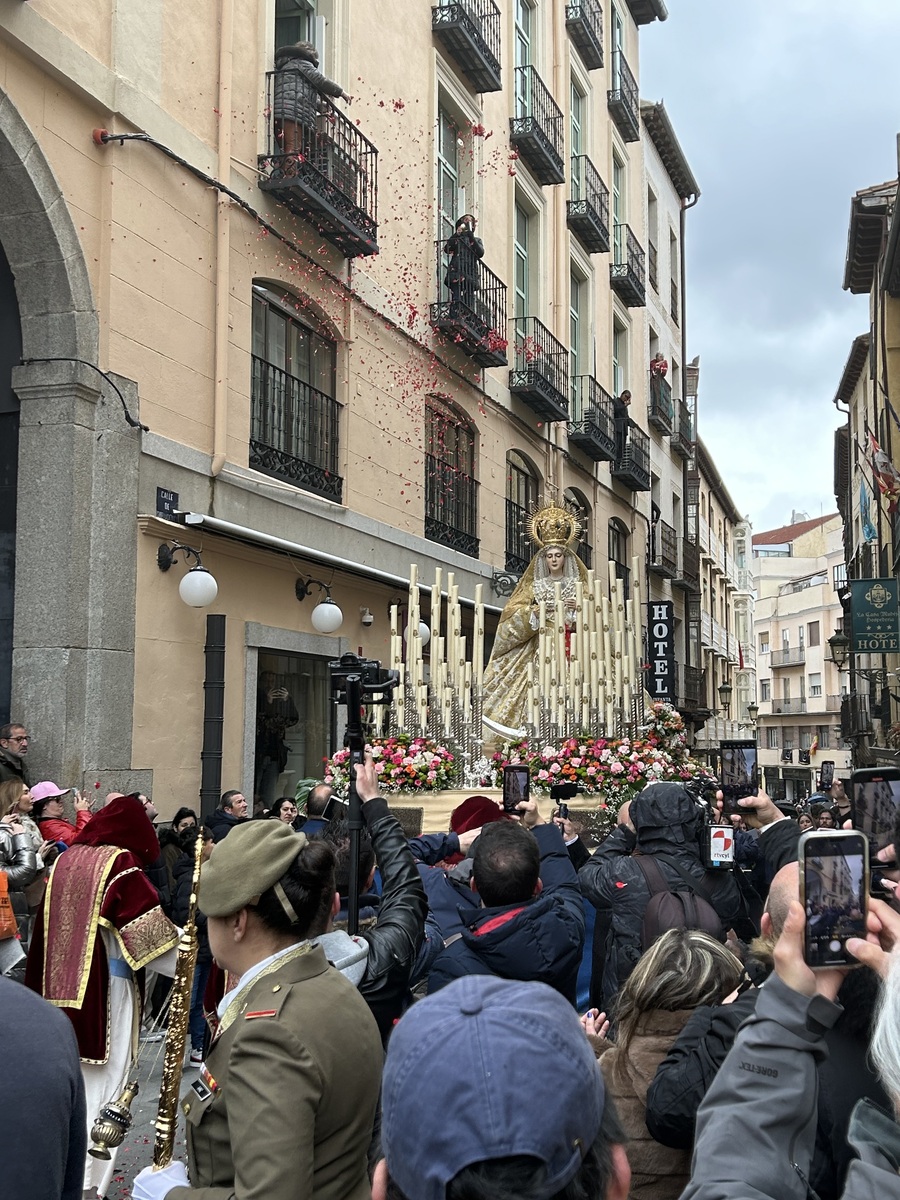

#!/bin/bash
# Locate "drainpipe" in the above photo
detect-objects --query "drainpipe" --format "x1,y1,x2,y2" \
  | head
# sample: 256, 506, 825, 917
211, 0, 235, 478
199, 614, 226, 821
680, 191, 699, 659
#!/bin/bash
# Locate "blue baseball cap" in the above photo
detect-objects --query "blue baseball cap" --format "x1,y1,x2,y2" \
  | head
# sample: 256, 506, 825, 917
381, 975, 606, 1200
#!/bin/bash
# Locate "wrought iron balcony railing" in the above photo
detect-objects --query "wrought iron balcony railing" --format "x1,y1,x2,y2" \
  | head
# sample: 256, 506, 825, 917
259, 72, 378, 258
673, 536, 700, 593
510, 66, 565, 185
567, 376, 616, 462
430, 238, 508, 366
566, 155, 610, 254
505, 498, 530, 575
610, 223, 646, 307
425, 454, 479, 558
565, 0, 603, 71
250, 356, 342, 501
431, 0, 502, 92
611, 419, 650, 491
577, 539, 593, 570
648, 518, 677, 578
676, 664, 708, 714
770, 646, 806, 668
509, 316, 569, 421
647, 372, 674, 435
670, 398, 694, 459
607, 50, 640, 142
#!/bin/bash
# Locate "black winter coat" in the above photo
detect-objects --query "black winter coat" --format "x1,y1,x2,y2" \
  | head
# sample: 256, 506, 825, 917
173, 852, 211, 965
208, 809, 247, 843
578, 785, 744, 1012
338, 797, 427, 1043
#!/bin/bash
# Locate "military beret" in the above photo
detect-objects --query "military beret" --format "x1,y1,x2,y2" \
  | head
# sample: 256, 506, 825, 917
200, 821, 308, 917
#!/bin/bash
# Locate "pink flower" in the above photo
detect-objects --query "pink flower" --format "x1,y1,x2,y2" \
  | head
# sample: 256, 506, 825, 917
549, 762, 561, 775
610, 762, 625, 775
537, 769, 550, 781
586, 766, 597, 776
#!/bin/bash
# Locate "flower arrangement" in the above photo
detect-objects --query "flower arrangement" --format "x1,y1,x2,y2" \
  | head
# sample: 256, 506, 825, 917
325, 734, 457, 794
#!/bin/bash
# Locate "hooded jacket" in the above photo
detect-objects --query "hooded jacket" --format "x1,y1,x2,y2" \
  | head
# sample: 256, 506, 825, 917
579, 784, 743, 1012
273, 43, 345, 128
427, 823, 585, 1002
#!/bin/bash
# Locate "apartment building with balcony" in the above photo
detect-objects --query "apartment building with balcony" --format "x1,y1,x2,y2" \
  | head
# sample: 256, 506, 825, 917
833, 167, 900, 766
3, 0, 752, 812
752, 515, 851, 803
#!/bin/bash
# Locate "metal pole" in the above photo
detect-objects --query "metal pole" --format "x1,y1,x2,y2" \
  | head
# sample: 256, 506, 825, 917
199, 614, 226, 823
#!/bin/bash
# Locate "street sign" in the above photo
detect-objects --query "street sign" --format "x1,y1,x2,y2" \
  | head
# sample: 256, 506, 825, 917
850, 578, 900, 654
646, 601, 675, 701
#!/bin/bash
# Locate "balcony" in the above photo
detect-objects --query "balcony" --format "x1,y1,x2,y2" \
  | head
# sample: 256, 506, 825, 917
673, 537, 700, 593
676, 664, 708, 715
510, 66, 565, 185
648, 519, 677, 577
698, 516, 711, 559
425, 454, 479, 558
509, 316, 569, 421
250, 357, 342, 502
607, 50, 640, 142
841, 694, 872, 740
259, 73, 378, 258
430, 239, 508, 366
565, 0, 604, 71
772, 699, 808, 715
647, 372, 674, 435
610, 419, 650, 491
431, 0, 502, 93
505, 498, 530, 575
567, 156, 610, 254
567, 376, 616, 462
610, 224, 646, 307
826, 694, 842, 711
770, 646, 806, 668
670, 399, 694, 459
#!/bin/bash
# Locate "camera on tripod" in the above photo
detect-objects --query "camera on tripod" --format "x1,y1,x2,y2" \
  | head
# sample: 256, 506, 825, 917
549, 781, 579, 820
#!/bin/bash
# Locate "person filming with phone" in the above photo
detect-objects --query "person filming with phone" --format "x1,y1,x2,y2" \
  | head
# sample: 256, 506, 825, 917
426, 791, 585, 1002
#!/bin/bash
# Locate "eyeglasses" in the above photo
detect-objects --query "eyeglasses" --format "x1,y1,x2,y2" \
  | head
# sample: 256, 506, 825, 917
6, 735, 29, 744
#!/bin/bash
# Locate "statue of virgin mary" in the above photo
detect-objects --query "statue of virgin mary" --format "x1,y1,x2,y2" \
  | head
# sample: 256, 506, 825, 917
482, 499, 588, 738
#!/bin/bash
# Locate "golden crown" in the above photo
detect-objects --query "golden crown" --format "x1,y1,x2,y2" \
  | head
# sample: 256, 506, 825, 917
527, 498, 583, 550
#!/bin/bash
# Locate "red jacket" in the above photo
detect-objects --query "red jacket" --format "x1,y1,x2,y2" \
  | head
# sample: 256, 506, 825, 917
38, 810, 91, 846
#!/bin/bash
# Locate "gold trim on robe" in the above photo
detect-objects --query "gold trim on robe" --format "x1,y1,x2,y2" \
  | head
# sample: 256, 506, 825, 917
41, 845, 121, 1009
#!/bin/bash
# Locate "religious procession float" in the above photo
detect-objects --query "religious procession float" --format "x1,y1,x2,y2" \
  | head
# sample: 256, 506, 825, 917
325, 499, 708, 836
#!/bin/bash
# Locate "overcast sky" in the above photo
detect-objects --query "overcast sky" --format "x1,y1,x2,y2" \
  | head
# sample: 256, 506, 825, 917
640, 0, 899, 534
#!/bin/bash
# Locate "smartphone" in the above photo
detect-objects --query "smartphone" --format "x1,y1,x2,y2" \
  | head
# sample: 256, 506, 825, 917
557, 802, 570, 820
718, 740, 758, 815
850, 766, 900, 873
819, 761, 835, 791
799, 830, 869, 968
502, 765, 530, 813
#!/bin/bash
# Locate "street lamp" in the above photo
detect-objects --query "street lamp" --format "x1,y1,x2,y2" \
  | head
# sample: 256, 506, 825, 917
295, 576, 344, 633
746, 701, 759, 724
718, 681, 733, 715
157, 543, 219, 608
827, 629, 851, 669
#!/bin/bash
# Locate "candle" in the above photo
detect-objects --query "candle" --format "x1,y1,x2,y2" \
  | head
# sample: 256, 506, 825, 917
473, 584, 484, 686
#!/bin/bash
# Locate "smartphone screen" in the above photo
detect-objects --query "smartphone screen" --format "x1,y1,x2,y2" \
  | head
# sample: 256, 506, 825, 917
800, 830, 868, 968
719, 741, 758, 814
819, 761, 835, 791
851, 767, 900, 861
503, 765, 530, 812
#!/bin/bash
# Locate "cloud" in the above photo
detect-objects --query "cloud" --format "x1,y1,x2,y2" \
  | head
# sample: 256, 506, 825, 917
641, 1, 900, 531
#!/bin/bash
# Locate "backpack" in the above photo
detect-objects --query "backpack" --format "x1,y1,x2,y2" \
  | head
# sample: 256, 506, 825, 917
634, 854, 725, 951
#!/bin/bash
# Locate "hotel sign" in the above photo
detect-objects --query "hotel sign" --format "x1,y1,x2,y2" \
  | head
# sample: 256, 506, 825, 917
647, 601, 675, 701
850, 578, 900, 654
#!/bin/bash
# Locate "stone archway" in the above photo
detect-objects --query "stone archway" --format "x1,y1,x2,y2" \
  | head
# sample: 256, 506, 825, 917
0, 89, 143, 787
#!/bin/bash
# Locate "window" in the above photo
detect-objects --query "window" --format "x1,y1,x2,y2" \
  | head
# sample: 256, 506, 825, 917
612, 318, 627, 397
782, 628, 790, 648
809, 673, 822, 698
571, 80, 585, 163
808, 621, 820, 647
798, 625, 805, 649
610, 5, 625, 87
817, 725, 830, 749
437, 106, 462, 240
514, 0, 533, 116
608, 519, 630, 597
833, 563, 848, 589
647, 188, 658, 290
255, 650, 332, 808
782, 678, 791, 701
766, 726, 779, 750
275, 0, 315, 53
425, 397, 478, 558
612, 153, 625, 258
570, 269, 584, 392
800, 728, 813, 751
506, 451, 539, 573
783, 728, 795, 750
250, 286, 341, 500
669, 229, 679, 323
514, 202, 530, 319
565, 488, 592, 569
759, 632, 769, 654
760, 679, 771, 701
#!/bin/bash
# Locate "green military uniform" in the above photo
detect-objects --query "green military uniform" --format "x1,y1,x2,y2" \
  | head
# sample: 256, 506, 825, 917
168, 940, 382, 1200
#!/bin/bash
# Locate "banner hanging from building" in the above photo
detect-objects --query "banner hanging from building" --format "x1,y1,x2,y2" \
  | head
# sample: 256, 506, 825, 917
850, 578, 900, 654
647, 601, 675, 701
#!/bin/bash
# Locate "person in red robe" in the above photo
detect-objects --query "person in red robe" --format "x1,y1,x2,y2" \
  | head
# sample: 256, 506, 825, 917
26, 795, 179, 1199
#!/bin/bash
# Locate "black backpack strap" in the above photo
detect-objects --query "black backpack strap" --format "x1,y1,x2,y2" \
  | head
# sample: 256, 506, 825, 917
633, 855, 670, 896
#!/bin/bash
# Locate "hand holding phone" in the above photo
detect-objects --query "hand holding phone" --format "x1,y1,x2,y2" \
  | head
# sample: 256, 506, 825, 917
718, 741, 759, 816
502, 765, 530, 813
800, 829, 868, 969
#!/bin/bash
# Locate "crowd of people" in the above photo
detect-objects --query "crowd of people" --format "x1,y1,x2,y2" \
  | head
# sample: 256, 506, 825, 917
3, 714, 900, 1200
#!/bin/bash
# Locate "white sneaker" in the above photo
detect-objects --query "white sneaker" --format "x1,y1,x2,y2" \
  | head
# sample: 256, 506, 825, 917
189, 1048, 203, 1065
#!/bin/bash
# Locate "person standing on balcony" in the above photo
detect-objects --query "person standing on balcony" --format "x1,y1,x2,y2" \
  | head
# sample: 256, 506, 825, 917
273, 42, 353, 171
613, 389, 632, 460
650, 351, 668, 377
443, 214, 484, 309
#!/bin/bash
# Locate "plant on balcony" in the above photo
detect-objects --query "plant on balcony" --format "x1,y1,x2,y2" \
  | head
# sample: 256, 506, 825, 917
488, 703, 704, 840
325, 734, 457, 793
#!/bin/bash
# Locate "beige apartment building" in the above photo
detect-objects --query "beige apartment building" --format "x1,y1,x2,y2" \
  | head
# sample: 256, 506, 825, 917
752, 515, 851, 802
0, 0, 761, 815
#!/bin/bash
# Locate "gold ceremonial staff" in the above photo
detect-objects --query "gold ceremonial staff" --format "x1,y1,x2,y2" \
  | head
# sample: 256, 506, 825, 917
154, 828, 204, 1167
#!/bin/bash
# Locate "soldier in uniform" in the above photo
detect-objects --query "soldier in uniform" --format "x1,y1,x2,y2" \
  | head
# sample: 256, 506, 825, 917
132, 820, 383, 1200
